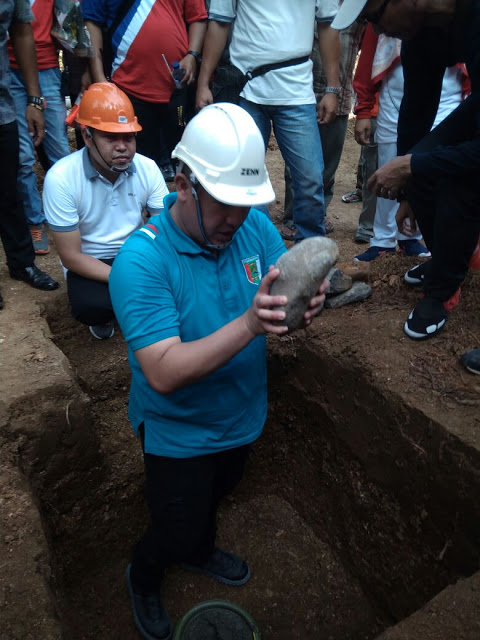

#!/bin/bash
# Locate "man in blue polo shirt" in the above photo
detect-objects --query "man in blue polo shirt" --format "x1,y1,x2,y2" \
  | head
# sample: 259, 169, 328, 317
109, 103, 328, 640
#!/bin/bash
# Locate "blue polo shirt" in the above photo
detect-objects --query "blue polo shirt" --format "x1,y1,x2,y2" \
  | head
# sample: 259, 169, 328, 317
109, 192, 286, 458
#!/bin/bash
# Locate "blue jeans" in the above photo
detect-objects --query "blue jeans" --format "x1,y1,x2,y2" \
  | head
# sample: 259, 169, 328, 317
239, 99, 325, 239
10, 67, 70, 225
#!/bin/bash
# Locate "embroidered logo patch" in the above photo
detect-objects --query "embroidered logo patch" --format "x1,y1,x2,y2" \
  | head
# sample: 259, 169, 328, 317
242, 255, 262, 285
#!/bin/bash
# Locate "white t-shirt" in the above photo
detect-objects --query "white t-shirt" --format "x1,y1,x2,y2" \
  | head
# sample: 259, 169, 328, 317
43, 148, 168, 261
209, 0, 338, 106
376, 63, 464, 144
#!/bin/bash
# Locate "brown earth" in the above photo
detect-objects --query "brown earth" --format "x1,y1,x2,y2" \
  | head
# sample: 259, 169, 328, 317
0, 123, 479, 639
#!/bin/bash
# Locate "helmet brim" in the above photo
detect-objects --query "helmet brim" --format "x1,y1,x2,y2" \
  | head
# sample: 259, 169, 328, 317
200, 177, 275, 207
76, 119, 142, 133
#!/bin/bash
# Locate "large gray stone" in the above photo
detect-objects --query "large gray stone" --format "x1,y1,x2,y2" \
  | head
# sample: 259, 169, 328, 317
325, 281, 372, 309
270, 237, 339, 330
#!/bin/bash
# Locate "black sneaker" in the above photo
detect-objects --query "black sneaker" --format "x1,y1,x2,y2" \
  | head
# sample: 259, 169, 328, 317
89, 321, 114, 340
404, 261, 428, 286
460, 349, 480, 375
404, 290, 460, 340
125, 564, 173, 640
353, 246, 396, 262
398, 239, 431, 258
181, 548, 251, 586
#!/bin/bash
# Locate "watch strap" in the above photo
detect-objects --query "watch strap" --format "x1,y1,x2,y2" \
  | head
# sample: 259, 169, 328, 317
325, 86, 341, 96
27, 96, 45, 110
187, 50, 201, 63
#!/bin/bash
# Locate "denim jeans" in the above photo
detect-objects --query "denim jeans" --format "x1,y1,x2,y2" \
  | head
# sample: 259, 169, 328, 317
239, 99, 326, 239
10, 67, 70, 225
284, 114, 349, 224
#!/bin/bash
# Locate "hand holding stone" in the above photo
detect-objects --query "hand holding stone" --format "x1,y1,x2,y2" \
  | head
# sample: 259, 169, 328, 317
269, 237, 339, 331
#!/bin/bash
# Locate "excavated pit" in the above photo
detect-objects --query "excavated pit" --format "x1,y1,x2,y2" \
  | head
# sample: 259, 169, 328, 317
3, 301, 480, 640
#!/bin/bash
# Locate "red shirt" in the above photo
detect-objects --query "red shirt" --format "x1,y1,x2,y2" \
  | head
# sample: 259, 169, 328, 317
110, 0, 207, 103
9, 0, 58, 70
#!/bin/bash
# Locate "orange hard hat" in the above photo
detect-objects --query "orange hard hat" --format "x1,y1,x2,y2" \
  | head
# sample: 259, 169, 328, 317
76, 82, 142, 132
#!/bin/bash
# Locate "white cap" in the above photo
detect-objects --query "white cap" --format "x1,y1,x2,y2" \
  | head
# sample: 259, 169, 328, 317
331, 0, 368, 30
172, 103, 275, 207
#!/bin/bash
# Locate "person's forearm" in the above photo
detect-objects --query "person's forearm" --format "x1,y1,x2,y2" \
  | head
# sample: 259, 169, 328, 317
61, 252, 111, 282
317, 23, 339, 87
141, 313, 256, 394
85, 20, 107, 82
9, 23, 41, 96
411, 138, 480, 177
188, 20, 207, 54
197, 20, 230, 88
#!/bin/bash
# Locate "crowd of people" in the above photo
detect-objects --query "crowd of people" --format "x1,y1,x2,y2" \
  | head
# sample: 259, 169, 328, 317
0, 0, 479, 638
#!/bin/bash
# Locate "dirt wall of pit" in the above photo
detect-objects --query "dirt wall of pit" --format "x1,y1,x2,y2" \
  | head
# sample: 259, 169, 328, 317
1, 295, 479, 639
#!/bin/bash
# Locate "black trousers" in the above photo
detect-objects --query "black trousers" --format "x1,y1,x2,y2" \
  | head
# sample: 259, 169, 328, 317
125, 94, 174, 168
66, 258, 114, 325
406, 97, 480, 300
130, 426, 250, 593
0, 121, 35, 270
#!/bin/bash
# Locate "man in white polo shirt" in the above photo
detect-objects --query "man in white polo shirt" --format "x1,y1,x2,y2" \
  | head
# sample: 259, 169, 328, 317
43, 82, 168, 339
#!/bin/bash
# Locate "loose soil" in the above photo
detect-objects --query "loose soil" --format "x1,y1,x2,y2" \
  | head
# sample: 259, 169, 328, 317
0, 123, 479, 640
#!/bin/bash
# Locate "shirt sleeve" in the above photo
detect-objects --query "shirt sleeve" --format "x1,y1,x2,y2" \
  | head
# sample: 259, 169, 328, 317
208, 0, 236, 21
410, 94, 480, 177
397, 32, 444, 155
315, 0, 338, 23
145, 165, 170, 215
82, 0, 108, 26
109, 239, 181, 352
353, 25, 379, 119
42, 166, 80, 232
185, 0, 208, 24
12, 0, 34, 23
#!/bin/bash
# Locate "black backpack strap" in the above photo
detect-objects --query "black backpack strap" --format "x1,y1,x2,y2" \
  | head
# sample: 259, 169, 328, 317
246, 55, 310, 81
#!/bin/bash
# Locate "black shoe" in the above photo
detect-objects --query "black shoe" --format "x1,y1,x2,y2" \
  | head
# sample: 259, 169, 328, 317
125, 564, 173, 640
460, 349, 480, 375
0, 291, 3, 310
9, 265, 59, 291
404, 290, 460, 340
89, 321, 115, 340
404, 260, 429, 286
181, 547, 251, 586
160, 163, 175, 182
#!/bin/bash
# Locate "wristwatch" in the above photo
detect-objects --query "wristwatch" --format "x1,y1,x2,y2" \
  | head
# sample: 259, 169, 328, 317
187, 50, 201, 63
325, 86, 341, 96
27, 96, 46, 111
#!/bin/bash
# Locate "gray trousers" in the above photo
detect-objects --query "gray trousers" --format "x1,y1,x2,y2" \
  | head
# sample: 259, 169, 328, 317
355, 116, 378, 239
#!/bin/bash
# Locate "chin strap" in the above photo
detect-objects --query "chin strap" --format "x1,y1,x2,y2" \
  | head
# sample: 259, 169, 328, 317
87, 128, 131, 173
191, 184, 233, 251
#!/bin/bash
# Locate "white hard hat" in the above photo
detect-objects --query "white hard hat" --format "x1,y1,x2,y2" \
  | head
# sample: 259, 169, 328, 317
172, 102, 275, 206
